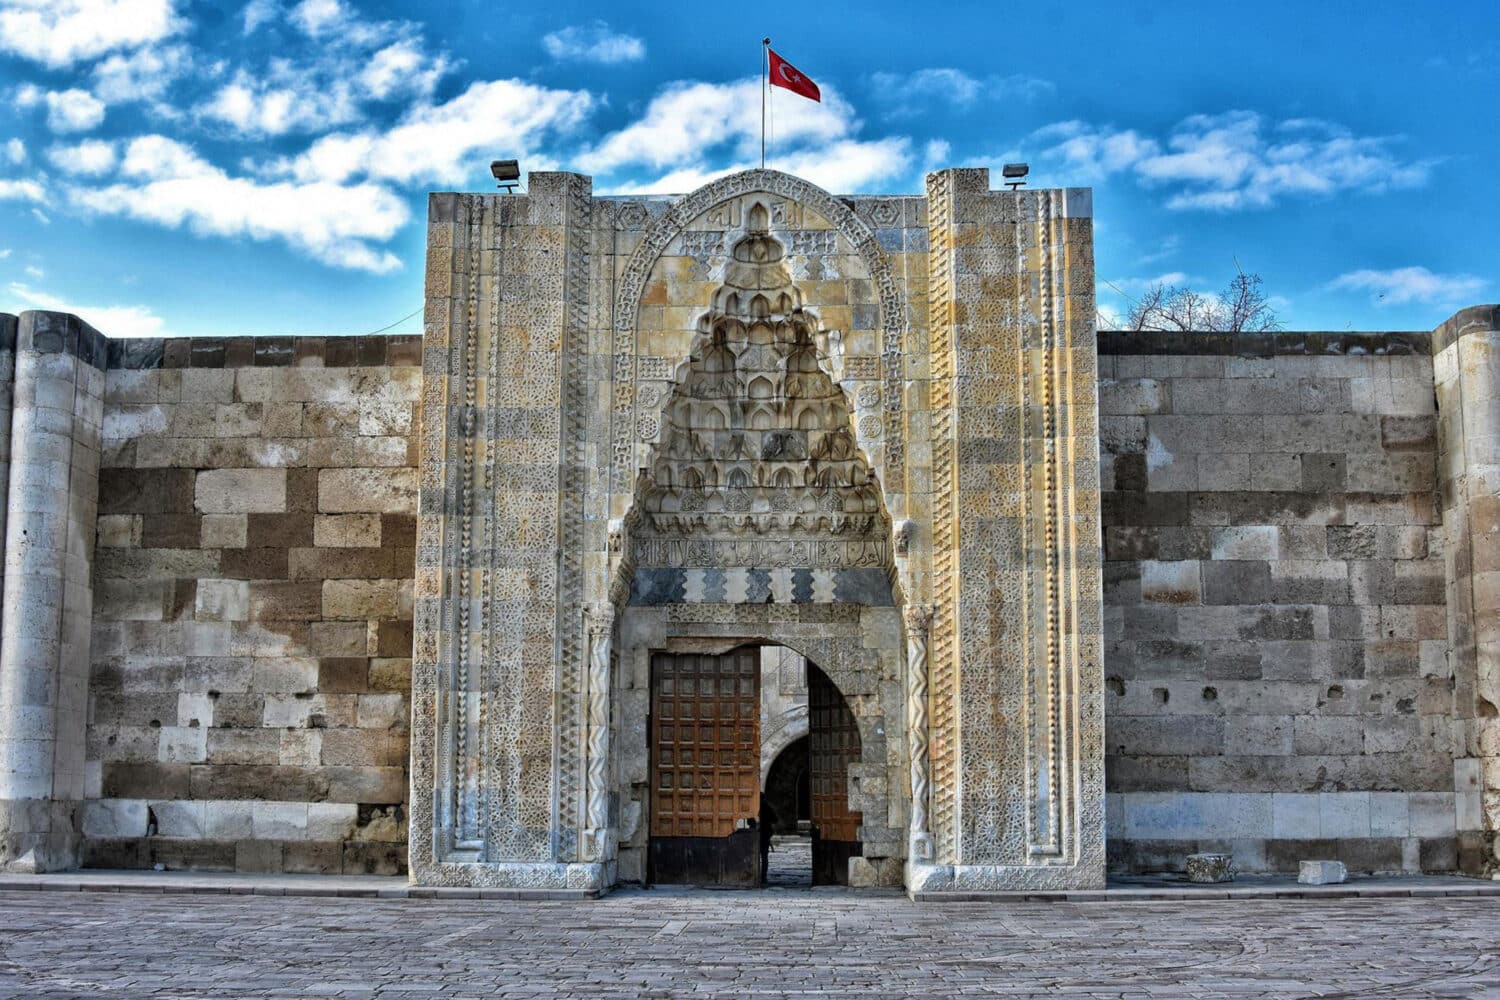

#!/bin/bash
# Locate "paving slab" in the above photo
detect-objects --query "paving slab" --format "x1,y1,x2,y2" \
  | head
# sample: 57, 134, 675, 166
3, 883, 1500, 998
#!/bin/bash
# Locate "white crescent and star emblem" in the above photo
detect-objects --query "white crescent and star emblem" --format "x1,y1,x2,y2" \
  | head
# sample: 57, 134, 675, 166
779, 64, 802, 85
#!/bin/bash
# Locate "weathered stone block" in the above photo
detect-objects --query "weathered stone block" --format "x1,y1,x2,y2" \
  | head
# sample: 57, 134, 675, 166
318, 468, 418, 514
194, 469, 287, 514
1297, 859, 1346, 884
1185, 852, 1233, 882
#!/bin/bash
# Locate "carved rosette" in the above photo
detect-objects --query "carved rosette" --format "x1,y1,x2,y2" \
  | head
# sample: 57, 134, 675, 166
904, 602, 935, 861
582, 603, 616, 861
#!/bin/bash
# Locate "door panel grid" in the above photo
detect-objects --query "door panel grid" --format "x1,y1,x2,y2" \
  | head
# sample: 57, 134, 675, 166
809, 663, 862, 843
651, 649, 760, 839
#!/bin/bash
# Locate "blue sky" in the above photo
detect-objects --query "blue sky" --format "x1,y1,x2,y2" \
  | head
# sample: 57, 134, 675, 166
0, 0, 1494, 337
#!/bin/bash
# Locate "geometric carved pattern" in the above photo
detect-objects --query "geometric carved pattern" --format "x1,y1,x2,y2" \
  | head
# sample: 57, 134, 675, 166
630, 203, 892, 590
610, 169, 907, 502
925, 170, 960, 863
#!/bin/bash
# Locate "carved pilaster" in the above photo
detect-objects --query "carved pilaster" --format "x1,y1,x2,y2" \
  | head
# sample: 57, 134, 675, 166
904, 603, 935, 861
583, 603, 616, 861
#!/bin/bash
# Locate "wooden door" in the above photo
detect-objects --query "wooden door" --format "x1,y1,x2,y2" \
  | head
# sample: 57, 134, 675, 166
808, 662, 862, 885
649, 648, 761, 885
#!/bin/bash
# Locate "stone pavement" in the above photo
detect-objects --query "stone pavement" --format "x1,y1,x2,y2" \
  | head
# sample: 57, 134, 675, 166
766, 834, 813, 888
5, 884, 1500, 998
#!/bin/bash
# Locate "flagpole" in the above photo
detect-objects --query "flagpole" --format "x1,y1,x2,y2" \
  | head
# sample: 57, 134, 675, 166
761, 37, 770, 169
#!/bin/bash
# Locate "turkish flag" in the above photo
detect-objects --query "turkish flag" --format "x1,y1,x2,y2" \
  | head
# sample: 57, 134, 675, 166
768, 48, 820, 103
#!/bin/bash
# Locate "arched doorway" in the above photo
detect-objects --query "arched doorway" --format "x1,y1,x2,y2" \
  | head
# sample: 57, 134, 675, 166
647, 643, 865, 887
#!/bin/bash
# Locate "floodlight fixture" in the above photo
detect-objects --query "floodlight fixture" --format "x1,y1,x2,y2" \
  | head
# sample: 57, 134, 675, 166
1002, 162, 1029, 190
491, 159, 520, 193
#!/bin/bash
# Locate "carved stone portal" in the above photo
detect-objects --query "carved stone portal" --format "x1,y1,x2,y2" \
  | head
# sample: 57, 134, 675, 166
411, 167, 1105, 895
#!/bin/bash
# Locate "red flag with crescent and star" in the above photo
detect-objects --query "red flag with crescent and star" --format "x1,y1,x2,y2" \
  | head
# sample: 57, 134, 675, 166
768, 48, 820, 103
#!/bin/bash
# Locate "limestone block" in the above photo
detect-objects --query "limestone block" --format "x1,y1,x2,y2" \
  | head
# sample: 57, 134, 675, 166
195, 469, 287, 514
158, 726, 207, 763
322, 579, 412, 620
81, 798, 148, 838
1319, 792, 1371, 838
279, 730, 322, 766
1298, 859, 1346, 885
252, 801, 308, 839
1185, 852, 1233, 883
1408, 792, 1455, 836
195, 579, 249, 622
314, 514, 382, 548
1370, 792, 1411, 837
1271, 793, 1320, 838
306, 802, 358, 841
250, 657, 318, 693
201, 514, 248, 549
1140, 561, 1201, 605
151, 800, 206, 838
356, 693, 407, 729
1212, 526, 1280, 562
177, 692, 214, 728
96, 514, 141, 548
318, 468, 418, 514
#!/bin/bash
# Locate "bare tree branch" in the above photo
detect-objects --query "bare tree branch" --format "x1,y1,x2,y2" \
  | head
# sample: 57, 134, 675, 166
1124, 268, 1283, 333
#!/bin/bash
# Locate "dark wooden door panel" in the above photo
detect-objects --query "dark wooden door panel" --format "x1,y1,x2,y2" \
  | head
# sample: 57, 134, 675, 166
650, 648, 761, 885
809, 662, 861, 885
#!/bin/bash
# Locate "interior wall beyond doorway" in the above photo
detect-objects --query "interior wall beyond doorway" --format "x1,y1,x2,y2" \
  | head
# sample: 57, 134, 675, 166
615, 604, 905, 886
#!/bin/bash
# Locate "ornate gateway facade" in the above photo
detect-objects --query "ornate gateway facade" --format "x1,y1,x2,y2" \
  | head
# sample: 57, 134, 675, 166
2, 168, 1495, 891
410, 168, 1105, 893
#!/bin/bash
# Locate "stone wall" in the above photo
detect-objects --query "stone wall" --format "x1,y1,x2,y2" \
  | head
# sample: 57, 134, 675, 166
1100, 331, 1457, 873
1434, 307, 1500, 875
0, 312, 106, 871
80, 335, 421, 873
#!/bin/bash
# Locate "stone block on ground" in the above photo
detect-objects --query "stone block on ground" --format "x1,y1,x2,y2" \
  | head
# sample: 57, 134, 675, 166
1185, 852, 1233, 883
1299, 859, 1347, 885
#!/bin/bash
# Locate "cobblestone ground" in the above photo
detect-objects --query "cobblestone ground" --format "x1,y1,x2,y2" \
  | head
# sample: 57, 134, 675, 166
4, 888, 1500, 998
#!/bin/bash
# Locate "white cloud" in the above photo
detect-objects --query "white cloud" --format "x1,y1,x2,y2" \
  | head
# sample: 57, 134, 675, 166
1105, 271, 1195, 294
47, 139, 117, 176
612, 137, 912, 196
0, 0, 185, 68
0, 249, 9, 259
542, 21, 645, 64
289, 0, 344, 36
279, 78, 593, 187
359, 38, 450, 101
45, 89, 106, 133
922, 139, 951, 171
774, 138, 913, 193
92, 44, 194, 105
23, 265, 43, 279
579, 77, 854, 178
70, 135, 410, 272
201, 5, 449, 135
1330, 267, 1486, 306
4, 138, 23, 164
30, 208, 49, 224
6, 282, 169, 338
201, 67, 360, 137
242, 0, 278, 34
869, 68, 1053, 115
1028, 112, 1434, 211
0, 178, 46, 202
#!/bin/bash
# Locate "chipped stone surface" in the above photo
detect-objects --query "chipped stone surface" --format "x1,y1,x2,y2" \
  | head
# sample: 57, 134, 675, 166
1299, 859, 1347, 884
1186, 852, 1234, 883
